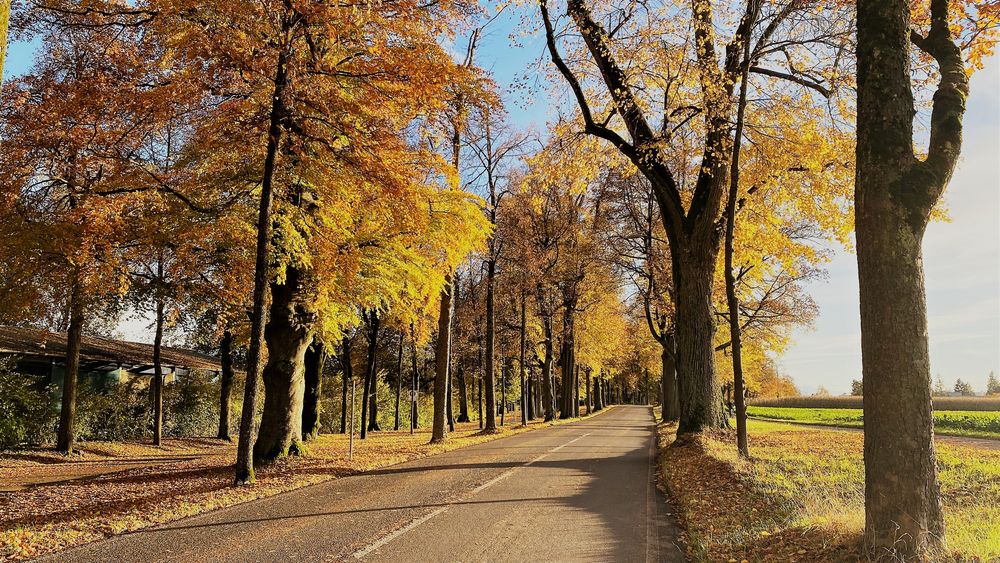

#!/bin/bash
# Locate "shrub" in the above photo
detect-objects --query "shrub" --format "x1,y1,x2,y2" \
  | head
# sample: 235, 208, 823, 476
77, 370, 222, 442
164, 370, 220, 437
0, 359, 57, 448
77, 378, 151, 441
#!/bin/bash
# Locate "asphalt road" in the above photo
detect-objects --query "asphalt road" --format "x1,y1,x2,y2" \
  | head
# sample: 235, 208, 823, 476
41, 405, 685, 563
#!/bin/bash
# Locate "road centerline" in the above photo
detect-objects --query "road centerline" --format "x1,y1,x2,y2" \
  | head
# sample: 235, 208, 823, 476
351, 430, 594, 560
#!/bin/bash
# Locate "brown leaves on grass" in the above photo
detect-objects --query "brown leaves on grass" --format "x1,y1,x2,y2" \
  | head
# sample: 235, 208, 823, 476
656, 423, 864, 562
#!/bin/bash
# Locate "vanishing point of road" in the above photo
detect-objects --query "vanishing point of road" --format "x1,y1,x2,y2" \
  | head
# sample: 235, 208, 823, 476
41, 405, 686, 562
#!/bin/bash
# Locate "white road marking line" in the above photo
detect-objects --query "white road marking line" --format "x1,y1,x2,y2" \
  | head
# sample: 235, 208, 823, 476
351, 506, 448, 559
351, 431, 593, 559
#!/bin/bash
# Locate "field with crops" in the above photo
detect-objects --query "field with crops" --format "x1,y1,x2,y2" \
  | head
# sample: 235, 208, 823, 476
747, 406, 1000, 439
750, 395, 1000, 411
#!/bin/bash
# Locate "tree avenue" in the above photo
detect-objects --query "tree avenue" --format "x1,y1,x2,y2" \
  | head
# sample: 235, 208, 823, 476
0, 0, 997, 560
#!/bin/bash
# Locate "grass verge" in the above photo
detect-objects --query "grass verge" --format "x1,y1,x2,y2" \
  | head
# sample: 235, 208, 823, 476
656, 419, 1000, 561
747, 406, 1000, 440
0, 409, 607, 561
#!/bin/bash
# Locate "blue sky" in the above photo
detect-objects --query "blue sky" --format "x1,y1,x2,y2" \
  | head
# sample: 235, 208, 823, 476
5, 12, 998, 395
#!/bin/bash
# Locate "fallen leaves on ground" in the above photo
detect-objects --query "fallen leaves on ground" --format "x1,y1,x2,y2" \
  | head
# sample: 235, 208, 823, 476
655, 419, 1000, 562
0, 411, 599, 561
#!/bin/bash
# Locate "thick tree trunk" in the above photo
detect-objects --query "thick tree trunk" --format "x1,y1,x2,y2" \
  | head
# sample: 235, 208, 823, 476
856, 0, 966, 556
483, 260, 499, 432
660, 337, 680, 422
253, 266, 314, 462
673, 246, 726, 434
858, 153, 946, 560
431, 275, 453, 443
217, 330, 234, 440
56, 276, 84, 454
558, 315, 575, 419
340, 337, 351, 434
302, 337, 324, 441
235, 34, 290, 484
585, 369, 591, 415
361, 311, 381, 437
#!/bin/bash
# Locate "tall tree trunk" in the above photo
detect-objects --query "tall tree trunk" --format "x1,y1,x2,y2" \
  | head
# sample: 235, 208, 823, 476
856, 0, 966, 556
339, 337, 351, 434
526, 370, 535, 420
558, 315, 575, 419
302, 337, 324, 441
519, 295, 527, 425
431, 274, 453, 443
724, 6, 756, 457
394, 334, 403, 431
410, 330, 419, 430
152, 292, 165, 446
447, 352, 455, 432
660, 336, 680, 422
585, 369, 591, 415
499, 358, 506, 426
56, 274, 84, 454
361, 311, 381, 437
573, 364, 580, 416
235, 30, 292, 484
673, 245, 726, 433
534, 369, 542, 416
217, 330, 234, 440
483, 259, 499, 432
456, 365, 470, 423
540, 316, 556, 422
254, 265, 314, 462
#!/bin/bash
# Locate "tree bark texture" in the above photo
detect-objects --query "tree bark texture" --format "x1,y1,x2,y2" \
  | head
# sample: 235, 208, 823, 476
235, 28, 292, 484
57, 275, 84, 454
302, 337, 324, 441
431, 275, 453, 443
254, 265, 314, 462
361, 311, 381, 436
857, 0, 966, 556
660, 337, 680, 422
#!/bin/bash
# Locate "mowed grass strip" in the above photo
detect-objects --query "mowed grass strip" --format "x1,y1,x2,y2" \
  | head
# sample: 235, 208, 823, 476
747, 406, 1000, 440
657, 420, 1000, 562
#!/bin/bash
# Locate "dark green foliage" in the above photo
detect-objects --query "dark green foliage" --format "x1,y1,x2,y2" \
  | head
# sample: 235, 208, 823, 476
76, 370, 224, 442
0, 359, 57, 449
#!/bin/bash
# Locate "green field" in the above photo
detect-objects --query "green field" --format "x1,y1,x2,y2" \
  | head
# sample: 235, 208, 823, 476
747, 406, 1000, 440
